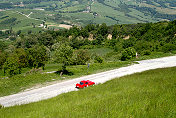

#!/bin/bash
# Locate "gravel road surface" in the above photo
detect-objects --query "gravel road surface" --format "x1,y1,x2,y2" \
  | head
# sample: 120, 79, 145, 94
0, 56, 176, 107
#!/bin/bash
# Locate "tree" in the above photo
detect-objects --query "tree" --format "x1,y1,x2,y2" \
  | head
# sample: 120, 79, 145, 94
122, 37, 136, 49
4, 55, 19, 76
112, 25, 118, 39
28, 30, 32, 34
27, 45, 50, 70
17, 30, 22, 35
96, 34, 104, 45
85, 24, 95, 32
15, 48, 28, 73
162, 43, 176, 53
94, 55, 104, 63
80, 29, 89, 38
52, 43, 73, 72
72, 49, 90, 65
114, 43, 123, 52
121, 47, 136, 61
0, 51, 6, 69
97, 23, 108, 36
17, 35, 38, 48
37, 33, 54, 48
70, 38, 84, 49
0, 40, 7, 51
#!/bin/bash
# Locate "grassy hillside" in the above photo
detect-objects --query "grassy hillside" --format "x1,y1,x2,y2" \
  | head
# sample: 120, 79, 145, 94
0, 0, 176, 31
0, 10, 43, 32
1, 67, 176, 117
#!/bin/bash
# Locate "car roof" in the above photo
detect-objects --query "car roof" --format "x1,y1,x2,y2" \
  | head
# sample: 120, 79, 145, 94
81, 80, 92, 82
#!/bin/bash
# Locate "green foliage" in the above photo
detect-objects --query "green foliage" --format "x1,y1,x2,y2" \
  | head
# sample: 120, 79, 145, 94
70, 38, 84, 49
0, 51, 6, 69
121, 47, 136, 61
15, 35, 38, 48
26, 45, 49, 69
52, 43, 73, 70
92, 34, 105, 45
38, 33, 54, 48
97, 23, 108, 36
134, 40, 153, 53
0, 40, 8, 51
114, 43, 123, 52
0, 104, 3, 109
162, 43, 176, 53
105, 39, 118, 48
134, 52, 174, 61
4, 55, 19, 76
94, 55, 104, 63
72, 49, 90, 65
15, 48, 28, 72
26, 68, 42, 75
142, 50, 151, 56
1, 19, 176, 77
112, 25, 118, 39
80, 29, 89, 38
122, 38, 135, 49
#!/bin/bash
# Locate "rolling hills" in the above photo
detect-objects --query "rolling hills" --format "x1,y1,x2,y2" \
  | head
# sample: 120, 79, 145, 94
0, 0, 176, 32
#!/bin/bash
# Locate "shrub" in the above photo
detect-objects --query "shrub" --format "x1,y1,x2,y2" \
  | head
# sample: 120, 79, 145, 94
142, 50, 151, 55
121, 47, 136, 61
94, 55, 104, 63
162, 43, 176, 53
104, 52, 121, 61
114, 43, 123, 52
26, 68, 42, 75
80, 45, 95, 49
72, 49, 90, 65
0, 104, 3, 109
4, 55, 19, 76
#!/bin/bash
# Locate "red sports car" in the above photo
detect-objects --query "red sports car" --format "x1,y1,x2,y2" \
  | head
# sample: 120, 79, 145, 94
76, 80, 95, 88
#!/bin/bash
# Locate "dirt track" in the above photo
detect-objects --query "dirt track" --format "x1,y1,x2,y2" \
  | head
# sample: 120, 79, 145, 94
0, 56, 176, 107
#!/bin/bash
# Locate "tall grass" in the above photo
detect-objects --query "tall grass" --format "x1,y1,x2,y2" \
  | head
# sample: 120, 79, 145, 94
0, 73, 60, 97
1, 67, 176, 118
134, 52, 175, 61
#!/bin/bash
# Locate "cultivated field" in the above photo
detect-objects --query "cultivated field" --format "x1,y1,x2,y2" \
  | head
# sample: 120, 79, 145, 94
1, 0, 176, 32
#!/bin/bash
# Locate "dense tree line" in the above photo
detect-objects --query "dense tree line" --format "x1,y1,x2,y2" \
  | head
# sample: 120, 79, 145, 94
0, 20, 176, 76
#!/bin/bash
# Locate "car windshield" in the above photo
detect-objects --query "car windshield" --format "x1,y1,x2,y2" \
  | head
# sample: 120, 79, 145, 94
80, 82, 84, 85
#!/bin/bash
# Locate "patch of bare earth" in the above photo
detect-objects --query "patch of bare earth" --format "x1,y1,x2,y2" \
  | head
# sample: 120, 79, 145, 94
48, 24, 72, 29
123, 35, 130, 40
107, 34, 112, 40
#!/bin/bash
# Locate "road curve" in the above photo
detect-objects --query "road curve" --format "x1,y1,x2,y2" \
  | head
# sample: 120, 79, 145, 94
0, 56, 176, 107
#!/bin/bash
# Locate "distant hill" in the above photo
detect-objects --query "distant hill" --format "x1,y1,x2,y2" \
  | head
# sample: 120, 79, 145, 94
0, 0, 176, 31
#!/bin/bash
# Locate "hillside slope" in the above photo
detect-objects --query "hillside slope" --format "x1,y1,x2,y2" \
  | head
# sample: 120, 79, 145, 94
0, 66, 176, 117
0, 0, 176, 30
0, 55, 176, 107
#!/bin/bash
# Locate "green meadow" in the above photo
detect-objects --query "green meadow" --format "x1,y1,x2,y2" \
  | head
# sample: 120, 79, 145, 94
0, 10, 43, 32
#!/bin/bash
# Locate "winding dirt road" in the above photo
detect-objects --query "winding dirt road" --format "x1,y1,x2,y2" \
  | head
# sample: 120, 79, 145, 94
0, 56, 176, 107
